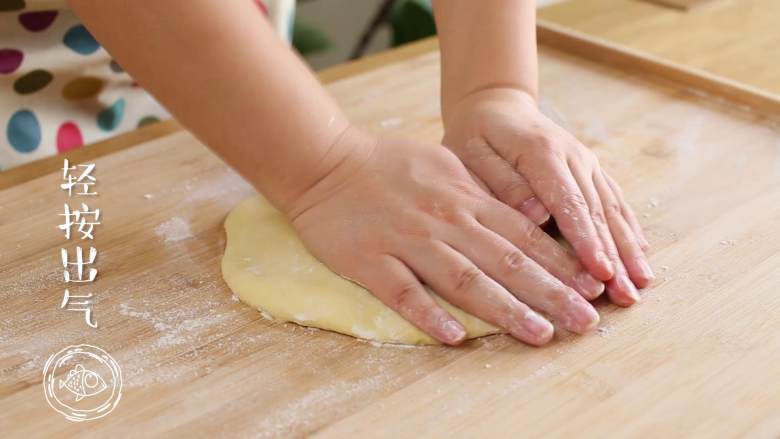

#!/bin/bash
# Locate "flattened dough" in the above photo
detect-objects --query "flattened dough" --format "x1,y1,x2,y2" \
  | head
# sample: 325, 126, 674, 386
221, 195, 500, 345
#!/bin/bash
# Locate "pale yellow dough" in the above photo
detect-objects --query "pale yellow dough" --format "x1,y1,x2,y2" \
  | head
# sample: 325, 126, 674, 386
221, 195, 500, 345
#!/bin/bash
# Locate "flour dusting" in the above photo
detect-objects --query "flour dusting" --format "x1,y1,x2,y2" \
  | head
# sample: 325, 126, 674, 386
251, 376, 391, 438
154, 217, 193, 243
596, 325, 614, 338
379, 117, 403, 128
119, 302, 232, 350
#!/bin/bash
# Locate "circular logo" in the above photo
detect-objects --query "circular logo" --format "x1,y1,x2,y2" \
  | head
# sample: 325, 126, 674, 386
42, 344, 122, 422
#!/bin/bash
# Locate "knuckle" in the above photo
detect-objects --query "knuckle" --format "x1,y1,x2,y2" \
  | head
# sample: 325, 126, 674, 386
498, 249, 527, 274
555, 191, 588, 215
604, 200, 622, 217
519, 218, 547, 244
452, 266, 482, 294
392, 282, 420, 313
510, 153, 526, 172
496, 304, 524, 328
590, 208, 607, 226
550, 286, 579, 309
533, 131, 558, 151
496, 178, 531, 204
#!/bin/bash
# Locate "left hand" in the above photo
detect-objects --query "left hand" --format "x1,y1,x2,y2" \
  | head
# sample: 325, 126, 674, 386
441, 87, 653, 306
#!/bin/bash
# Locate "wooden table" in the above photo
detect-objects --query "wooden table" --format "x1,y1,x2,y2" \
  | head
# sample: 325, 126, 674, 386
539, 0, 780, 95
2, 33, 780, 437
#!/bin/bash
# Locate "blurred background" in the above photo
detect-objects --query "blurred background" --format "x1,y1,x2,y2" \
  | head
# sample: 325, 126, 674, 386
295, 0, 564, 69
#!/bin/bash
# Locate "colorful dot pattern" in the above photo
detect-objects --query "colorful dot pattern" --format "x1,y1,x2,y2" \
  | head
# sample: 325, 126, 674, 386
7, 109, 40, 153
62, 24, 99, 55
18, 10, 58, 32
0, 49, 23, 73
13, 68, 52, 94
56, 121, 83, 152
61, 76, 103, 100
97, 98, 125, 131
1, 0, 290, 170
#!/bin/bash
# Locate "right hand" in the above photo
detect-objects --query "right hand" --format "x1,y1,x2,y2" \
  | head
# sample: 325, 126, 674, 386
284, 128, 604, 346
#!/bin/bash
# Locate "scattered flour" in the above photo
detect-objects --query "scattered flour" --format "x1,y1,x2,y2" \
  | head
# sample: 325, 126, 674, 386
154, 217, 193, 243
258, 309, 275, 321
118, 302, 232, 350
596, 325, 614, 338
379, 117, 403, 128
502, 362, 565, 396
118, 303, 152, 320
153, 314, 230, 348
251, 376, 391, 438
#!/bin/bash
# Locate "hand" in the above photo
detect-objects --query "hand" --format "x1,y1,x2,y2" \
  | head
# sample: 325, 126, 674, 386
285, 127, 605, 346
441, 88, 653, 306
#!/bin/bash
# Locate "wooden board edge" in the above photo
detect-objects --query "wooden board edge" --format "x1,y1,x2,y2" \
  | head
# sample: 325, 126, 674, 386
0, 38, 440, 191
637, 0, 717, 11
318, 37, 438, 84
537, 19, 780, 119
0, 119, 182, 191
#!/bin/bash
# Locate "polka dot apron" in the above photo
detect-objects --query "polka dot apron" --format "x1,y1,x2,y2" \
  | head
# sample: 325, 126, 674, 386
0, 0, 294, 171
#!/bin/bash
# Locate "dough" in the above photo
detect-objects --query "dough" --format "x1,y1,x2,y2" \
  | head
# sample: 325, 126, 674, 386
221, 195, 500, 345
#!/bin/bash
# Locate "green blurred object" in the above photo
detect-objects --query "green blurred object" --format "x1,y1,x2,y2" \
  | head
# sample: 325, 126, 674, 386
390, 0, 436, 47
292, 16, 332, 56
296, 0, 437, 60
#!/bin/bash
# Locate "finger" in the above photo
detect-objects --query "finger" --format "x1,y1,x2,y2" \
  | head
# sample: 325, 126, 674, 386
449, 218, 600, 334
569, 161, 641, 306
603, 171, 650, 250
401, 241, 554, 346
475, 198, 605, 300
357, 255, 466, 345
510, 150, 614, 281
454, 138, 550, 225
594, 173, 655, 288
466, 168, 491, 195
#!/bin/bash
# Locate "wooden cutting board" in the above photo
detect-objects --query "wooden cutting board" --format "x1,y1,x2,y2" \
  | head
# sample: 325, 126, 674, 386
539, 0, 780, 95
2, 33, 780, 437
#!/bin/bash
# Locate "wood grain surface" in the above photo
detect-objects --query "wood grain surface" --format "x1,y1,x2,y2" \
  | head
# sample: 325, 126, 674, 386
2, 40, 780, 437
540, 0, 780, 95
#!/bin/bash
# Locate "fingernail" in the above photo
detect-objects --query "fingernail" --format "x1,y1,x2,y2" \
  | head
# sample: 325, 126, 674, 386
441, 320, 466, 343
637, 258, 655, 283
575, 271, 605, 298
519, 197, 550, 225
567, 301, 600, 332
597, 251, 614, 277
620, 275, 642, 303
522, 311, 553, 339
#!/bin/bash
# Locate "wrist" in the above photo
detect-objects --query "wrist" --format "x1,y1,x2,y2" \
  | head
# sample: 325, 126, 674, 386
280, 125, 378, 220
442, 85, 537, 130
